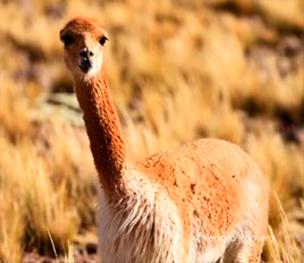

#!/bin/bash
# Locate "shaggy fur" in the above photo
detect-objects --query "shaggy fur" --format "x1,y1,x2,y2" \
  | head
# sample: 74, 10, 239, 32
60, 17, 269, 263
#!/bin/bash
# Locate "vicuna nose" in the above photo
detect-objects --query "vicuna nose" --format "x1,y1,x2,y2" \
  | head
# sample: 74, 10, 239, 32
79, 49, 94, 58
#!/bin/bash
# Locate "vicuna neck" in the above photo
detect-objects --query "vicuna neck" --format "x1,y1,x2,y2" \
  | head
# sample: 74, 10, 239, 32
74, 67, 128, 199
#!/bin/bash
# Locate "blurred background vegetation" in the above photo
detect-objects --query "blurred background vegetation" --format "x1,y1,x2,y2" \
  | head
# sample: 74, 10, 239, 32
0, 0, 303, 262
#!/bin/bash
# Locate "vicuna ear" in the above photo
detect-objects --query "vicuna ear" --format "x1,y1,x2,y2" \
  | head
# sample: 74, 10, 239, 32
60, 30, 74, 47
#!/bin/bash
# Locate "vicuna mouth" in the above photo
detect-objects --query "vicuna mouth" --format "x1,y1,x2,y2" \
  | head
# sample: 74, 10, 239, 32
79, 58, 92, 73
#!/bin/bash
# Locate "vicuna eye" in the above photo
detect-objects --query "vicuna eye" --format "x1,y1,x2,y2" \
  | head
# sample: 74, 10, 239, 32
99, 36, 108, 46
61, 34, 74, 47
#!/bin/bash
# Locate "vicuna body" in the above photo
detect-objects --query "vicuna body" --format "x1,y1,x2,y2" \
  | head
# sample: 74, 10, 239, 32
60, 18, 269, 263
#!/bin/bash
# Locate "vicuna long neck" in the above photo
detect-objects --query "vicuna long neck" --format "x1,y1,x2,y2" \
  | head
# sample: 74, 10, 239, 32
75, 68, 127, 199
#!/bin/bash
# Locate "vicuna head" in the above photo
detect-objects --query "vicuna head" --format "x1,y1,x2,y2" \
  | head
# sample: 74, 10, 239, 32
60, 17, 108, 79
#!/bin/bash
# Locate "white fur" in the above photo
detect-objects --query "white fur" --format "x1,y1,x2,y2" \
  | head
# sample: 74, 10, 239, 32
82, 56, 103, 78
97, 169, 184, 263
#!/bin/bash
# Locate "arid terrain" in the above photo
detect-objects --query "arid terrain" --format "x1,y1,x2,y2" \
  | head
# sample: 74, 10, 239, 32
0, 0, 303, 262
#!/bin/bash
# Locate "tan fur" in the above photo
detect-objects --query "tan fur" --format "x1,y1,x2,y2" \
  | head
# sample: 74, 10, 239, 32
60, 17, 269, 263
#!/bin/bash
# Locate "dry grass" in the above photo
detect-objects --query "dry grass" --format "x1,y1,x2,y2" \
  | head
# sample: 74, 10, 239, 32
0, 0, 303, 262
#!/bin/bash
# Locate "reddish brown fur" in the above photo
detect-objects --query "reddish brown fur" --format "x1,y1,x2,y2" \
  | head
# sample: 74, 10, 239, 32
74, 70, 128, 198
138, 140, 269, 260
60, 17, 269, 263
